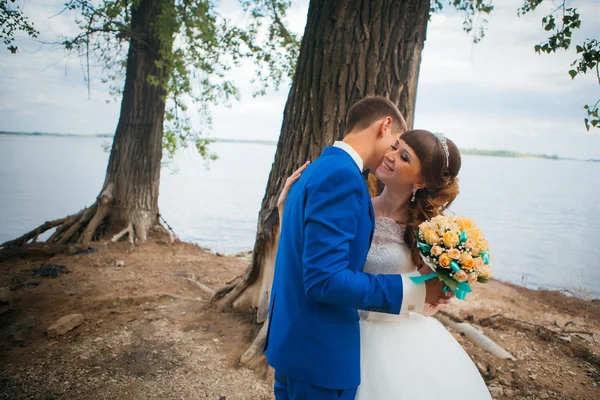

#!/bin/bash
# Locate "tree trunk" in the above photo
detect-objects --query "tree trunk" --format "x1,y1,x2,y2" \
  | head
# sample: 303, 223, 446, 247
1, 0, 174, 250
214, 0, 431, 368
93, 0, 172, 243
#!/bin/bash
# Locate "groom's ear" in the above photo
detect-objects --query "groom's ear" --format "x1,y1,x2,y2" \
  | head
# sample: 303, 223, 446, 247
377, 116, 393, 138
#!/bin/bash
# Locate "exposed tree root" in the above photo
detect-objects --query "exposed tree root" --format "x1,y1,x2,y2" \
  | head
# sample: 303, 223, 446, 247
240, 321, 268, 367
57, 205, 97, 245
1, 196, 172, 260
0, 243, 72, 261
1, 215, 74, 248
111, 222, 135, 246
212, 215, 279, 372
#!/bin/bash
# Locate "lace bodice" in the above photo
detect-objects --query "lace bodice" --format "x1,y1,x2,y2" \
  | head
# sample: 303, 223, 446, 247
359, 217, 417, 321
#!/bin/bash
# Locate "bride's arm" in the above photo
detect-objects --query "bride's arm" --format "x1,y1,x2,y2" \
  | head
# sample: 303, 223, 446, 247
277, 161, 310, 223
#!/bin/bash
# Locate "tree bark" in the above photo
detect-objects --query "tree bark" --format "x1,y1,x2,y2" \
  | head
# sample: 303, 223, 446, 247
0, 0, 174, 251
214, 0, 431, 367
93, 0, 172, 243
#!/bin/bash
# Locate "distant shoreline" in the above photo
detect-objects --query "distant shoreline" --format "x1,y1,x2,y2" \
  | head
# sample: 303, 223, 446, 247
1, 130, 598, 162
0, 130, 113, 139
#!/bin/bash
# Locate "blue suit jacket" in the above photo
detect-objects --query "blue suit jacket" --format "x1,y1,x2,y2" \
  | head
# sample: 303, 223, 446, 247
264, 146, 405, 390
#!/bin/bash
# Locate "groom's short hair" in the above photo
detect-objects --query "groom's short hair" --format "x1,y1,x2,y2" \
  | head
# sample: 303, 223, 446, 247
344, 96, 407, 136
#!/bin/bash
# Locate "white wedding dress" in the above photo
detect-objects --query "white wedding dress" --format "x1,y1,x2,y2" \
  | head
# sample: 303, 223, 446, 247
355, 217, 492, 400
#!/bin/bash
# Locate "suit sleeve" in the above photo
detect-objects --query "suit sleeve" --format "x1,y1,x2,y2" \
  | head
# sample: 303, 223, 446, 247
302, 166, 416, 314
399, 272, 426, 314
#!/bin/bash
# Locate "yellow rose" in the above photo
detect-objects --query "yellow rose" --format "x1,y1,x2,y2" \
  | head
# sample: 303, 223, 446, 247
448, 248, 461, 260
455, 270, 468, 282
457, 217, 475, 231
479, 266, 492, 279
448, 223, 460, 233
464, 227, 481, 241
468, 273, 478, 284
459, 253, 475, 269
443, 231, 459, 248
419, 221, 434, 233
471, 247, 480, 256
423, 230, 441, 246
431, 215, 445, 225
464, 239, 476, 249
476, 239, 490, 252
431, 245, 443, 257
474, 257, 485, 271
438, 253, 452, 268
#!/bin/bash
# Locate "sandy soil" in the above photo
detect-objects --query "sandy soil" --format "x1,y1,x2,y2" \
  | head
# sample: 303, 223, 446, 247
1, 237, 599, 399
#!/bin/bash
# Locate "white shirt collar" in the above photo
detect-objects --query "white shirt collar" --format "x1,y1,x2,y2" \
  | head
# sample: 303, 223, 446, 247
333, 141, 364, 171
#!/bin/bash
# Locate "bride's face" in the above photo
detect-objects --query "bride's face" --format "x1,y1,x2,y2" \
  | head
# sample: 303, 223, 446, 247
374, 139, 424, 190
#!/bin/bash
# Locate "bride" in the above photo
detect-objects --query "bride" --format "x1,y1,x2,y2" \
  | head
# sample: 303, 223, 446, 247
278, 129, 491, 399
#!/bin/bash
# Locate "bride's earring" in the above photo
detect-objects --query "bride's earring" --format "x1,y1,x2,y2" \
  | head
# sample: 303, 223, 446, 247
411, 187, 417, 202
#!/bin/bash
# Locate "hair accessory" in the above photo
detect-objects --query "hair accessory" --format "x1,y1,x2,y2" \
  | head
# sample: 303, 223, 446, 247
433, 132, 450, 168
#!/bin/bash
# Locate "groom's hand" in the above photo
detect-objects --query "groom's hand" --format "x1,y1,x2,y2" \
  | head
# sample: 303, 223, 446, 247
419, 265, 453, 306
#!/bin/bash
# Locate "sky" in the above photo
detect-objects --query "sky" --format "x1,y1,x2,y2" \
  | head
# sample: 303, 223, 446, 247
1, 0, 599, 159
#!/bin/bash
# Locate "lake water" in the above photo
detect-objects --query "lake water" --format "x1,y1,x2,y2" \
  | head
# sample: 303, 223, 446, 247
1, 134, 599, 297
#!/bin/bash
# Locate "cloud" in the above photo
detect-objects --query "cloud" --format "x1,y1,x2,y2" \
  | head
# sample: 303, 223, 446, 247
0, 0, 598, 157
413, 0, 600, 158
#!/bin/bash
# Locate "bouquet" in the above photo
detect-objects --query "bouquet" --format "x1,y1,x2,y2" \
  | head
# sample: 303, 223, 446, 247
410, 215, 492, 300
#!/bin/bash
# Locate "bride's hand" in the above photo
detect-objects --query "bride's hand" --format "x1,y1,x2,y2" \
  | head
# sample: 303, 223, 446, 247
419, 264, 454, 306
277, 161, 310, 220
423, 303, 444, 317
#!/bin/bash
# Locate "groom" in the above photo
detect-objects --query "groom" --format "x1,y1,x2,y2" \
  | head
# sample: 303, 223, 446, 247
264, 96, 447, 399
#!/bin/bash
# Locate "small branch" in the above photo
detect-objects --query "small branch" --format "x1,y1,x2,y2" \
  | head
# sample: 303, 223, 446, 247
268, 0, 296, 45
157, 293, 204, 303
561, 328, 594, 336
88, 292, 205, 305
184, 278, 216, 297
436, 313, 516, 361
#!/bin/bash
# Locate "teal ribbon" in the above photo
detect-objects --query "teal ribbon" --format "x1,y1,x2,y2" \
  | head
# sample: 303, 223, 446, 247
413, 239, 475, 300
409, 272, 437, 284
480, 252, 490, 265
417, 242, 432, 254
409, 268, 473, 301
449, 260, 461, 273
454, 282, 473, 300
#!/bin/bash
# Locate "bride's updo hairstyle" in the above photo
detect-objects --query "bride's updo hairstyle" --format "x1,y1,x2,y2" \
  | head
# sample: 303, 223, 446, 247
401, 130, 462, 267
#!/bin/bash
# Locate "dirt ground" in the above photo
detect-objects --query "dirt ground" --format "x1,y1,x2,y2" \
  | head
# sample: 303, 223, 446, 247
1, 237, 599, 399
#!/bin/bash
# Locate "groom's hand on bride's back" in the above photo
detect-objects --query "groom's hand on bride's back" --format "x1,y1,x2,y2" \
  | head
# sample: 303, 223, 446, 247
419, 265, 453, 306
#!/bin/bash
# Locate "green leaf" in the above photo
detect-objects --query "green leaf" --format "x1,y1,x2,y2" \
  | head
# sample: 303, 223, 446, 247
477, 277, 489, 284
435, 268, 459, 291
568, 69, 577, 79
51, 0, 299, 162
